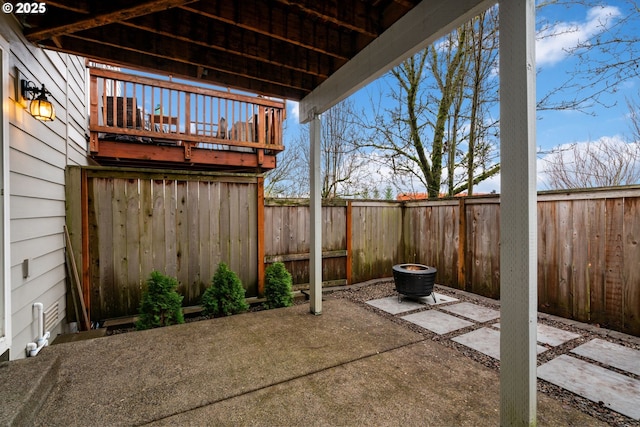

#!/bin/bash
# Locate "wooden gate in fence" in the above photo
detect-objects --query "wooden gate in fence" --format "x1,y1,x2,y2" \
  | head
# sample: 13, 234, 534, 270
66, 166, 261, 320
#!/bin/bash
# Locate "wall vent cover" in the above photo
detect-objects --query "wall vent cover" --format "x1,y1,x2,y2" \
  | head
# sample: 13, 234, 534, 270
44, 302, 59, 332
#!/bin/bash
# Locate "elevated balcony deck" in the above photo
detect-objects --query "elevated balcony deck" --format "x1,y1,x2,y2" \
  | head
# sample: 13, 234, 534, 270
88, 66, 285, 172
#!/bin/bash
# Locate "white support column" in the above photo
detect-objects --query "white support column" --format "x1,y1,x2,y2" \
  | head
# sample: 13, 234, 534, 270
309, 113, 322, 315
499, 0, 537, 425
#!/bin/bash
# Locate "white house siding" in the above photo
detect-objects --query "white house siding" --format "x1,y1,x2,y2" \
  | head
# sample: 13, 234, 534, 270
1, 14, 88, 360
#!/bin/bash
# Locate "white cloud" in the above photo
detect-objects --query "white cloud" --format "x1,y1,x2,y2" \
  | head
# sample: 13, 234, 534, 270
536, 5, 621, 67
288, 101, 300, 122
473, 173, 500, 194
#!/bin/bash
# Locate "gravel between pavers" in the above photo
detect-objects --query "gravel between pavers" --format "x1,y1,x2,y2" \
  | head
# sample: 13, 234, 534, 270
330, 279, 640, 427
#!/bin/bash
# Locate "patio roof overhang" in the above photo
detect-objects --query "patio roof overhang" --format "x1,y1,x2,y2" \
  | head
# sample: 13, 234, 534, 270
18, 0, 426, 102
14, 1, 538, 425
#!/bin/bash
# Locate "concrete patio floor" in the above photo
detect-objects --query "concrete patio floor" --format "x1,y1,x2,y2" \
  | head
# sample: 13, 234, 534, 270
0, 293, 632, 426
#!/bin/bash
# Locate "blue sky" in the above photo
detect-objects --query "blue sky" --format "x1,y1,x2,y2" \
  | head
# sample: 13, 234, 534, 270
534, 3, 635, 148
283, 2, 639, 194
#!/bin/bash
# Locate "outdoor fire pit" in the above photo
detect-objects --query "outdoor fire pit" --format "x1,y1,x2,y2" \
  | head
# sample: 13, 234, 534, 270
392, 263, 437, 303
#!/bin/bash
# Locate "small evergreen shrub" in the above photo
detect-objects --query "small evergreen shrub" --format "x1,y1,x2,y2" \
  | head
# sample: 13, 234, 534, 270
202, 263, 249, 317
263, 262, 293, 309
136, 271, 184, 330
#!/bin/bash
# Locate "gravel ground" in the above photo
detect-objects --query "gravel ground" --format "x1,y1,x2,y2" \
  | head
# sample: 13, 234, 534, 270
107, 279, 640, 426
330, 279, 640, 427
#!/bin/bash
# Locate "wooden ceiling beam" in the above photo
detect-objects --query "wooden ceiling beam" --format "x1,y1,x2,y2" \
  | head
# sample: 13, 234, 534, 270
272, 0, 378, 38
71, 25, 322, 90
38, 36, 310, 99
93, 140, 277, 170
181, 1, 353, 61
379, 0, 422, 29
122, 10, 332, 79
373, 0, 416, 8
44, 0, 91, 14
25, 0, 197, 42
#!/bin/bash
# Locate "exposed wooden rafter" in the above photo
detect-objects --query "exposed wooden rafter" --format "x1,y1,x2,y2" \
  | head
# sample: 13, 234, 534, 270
272, 0, 378, 38
179, 2, 352, 61
44, 0, 90, 14
40, 35, 311, 99
25, 0, 198, 42
120, 12, 331, 78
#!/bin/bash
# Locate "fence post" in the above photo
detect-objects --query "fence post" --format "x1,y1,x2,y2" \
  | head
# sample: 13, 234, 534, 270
81, 168, 91, 324
257, 176, 265, 296
458, 197, 466, 290
346, 201, 352, 285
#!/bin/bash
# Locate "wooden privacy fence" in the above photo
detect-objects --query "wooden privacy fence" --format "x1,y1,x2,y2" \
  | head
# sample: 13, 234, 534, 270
263, 200, 403, 288
66, 166, 261, 320
66, 169, 640, 336
264, 190, 640, 336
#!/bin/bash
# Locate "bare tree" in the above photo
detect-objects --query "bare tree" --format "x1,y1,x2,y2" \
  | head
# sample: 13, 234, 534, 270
541, 140, 640, 189
459, 9, 500, 196
264, 130, 308, 197
628, 93, 640, 144
355, 8, 500, 198
355, 38, 465, 198
266, 99, 372, 198
536, 0, 640, 113
319, 99, 369, 198
541, 89, 640, 189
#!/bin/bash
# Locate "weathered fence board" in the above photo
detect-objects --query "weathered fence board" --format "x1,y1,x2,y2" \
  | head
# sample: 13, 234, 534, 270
587, 199, 606, 326
264, 201, 347, 287
351, 202, 403, 283
538, 200, 558, 313
67, 168, 640, 335
403, 201, 459, 288
68, 167, 259, 320
623, 197, 640, 333
466, 200, 500, 298
604, 198, 625, 331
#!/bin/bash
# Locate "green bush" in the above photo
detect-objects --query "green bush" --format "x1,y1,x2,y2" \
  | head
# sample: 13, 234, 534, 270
136, 271, 184, 330
202, 263, 249, 317
263, 262, 293, 309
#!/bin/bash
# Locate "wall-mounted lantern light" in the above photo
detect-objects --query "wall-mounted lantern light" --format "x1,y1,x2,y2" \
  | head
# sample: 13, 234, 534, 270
21, 80, 56, 121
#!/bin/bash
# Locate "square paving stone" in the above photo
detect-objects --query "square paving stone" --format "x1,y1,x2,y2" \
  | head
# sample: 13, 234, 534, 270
403, 292, 458, 306
401, 310, 474, 335
452, 328, 547, 360
493, 323, 580, 347
367, 293, 457, 314
534, 323, 581, 346
441, 302, 500, 322
366, 297, 424, 314
538, 355, 640, 420
424, 293, 459, 305
571, 338, 640, 376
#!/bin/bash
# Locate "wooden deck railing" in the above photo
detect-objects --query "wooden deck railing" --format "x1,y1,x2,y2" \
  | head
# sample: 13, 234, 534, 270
88, 66, 285, 169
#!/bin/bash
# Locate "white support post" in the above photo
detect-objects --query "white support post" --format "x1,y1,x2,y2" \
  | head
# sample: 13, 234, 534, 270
309, 113, 322, 315
499, 0, 537, 425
